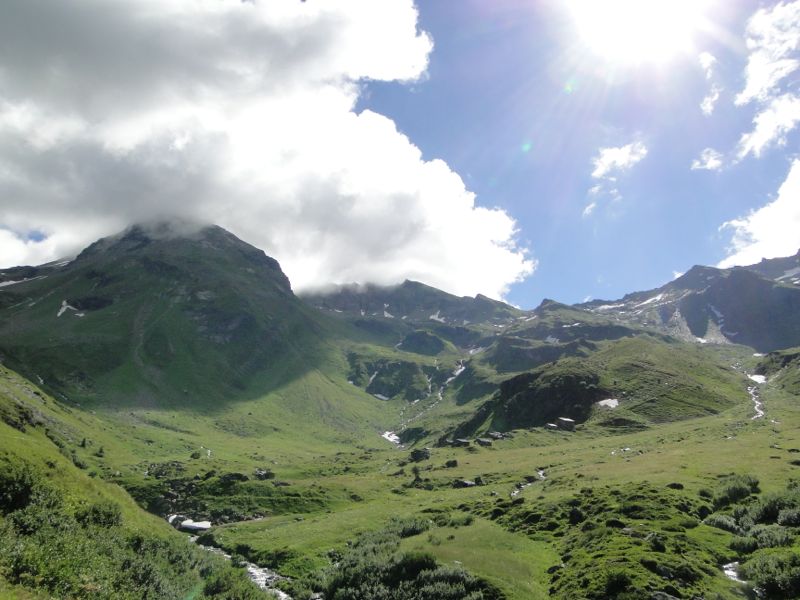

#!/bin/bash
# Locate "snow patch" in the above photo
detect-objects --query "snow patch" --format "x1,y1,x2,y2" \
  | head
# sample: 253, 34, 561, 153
545, 335, 559, 344
429, 310, 446, 323
748, 374, 767, 384
596, 399, 619, 408
381, 431, 401, 444
383, 311, 394, 318
752, 353, 765, 357
373, 393, 389, 401
695, 337, 708, 344
778, 267, 800, 280
57, 300, 77, 317
634, 294, 663, 308
594, 303, 625, 311
0, 275, 47, 288
468, 346, 487, 356
179, 519, 212, 532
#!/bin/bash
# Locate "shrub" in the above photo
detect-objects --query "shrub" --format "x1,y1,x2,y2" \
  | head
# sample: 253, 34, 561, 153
714, 474, 759, 508
0, 460, 37, 513
704, 514, 740, 534
76, 501, 123, 528
604, 570, 631, 595
778, 509, 800, 527
740, 551, 800, 599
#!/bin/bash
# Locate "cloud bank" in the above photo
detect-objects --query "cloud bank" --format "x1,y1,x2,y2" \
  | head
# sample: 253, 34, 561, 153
0, 0, 534, 299
719, 159, 800, 267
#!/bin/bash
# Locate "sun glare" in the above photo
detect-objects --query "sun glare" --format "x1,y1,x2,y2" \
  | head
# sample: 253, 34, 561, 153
567, 0, 713, 65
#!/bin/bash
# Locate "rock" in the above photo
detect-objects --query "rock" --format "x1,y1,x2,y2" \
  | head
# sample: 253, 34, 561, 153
556, 417, 575, 431
219, 472, 249, 484
475, 438, 493, 447
254, 468, 275, 480
409, 448, 432, 462
444, 459, 458, 468
453, 479, 477, 488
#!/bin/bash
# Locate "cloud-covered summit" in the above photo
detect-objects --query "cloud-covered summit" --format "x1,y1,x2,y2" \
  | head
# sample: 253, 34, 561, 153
0, 0, 534, 299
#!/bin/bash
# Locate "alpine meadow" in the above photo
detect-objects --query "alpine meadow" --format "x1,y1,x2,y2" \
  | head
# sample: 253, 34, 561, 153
2, 1, 800, 599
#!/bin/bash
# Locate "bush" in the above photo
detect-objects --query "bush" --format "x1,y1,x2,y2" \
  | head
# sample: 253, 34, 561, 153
704, 514, 740, 534
316, 519, 505, 600
76, 501, 123, 528
731, 525, 793, 553
604, 570, 631, 595
202, 567, 265, 599
740, 551, 800, 599
714, 474, 759, 508
778, 509, 800, 527
0, 460, 37, 513
748, 491, 800, 524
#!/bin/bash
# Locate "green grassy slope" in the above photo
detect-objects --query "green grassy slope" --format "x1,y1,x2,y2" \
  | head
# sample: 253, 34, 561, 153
0, 365, 268, 599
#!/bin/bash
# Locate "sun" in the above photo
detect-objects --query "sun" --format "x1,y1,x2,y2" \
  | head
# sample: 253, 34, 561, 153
566, 0, 714, 65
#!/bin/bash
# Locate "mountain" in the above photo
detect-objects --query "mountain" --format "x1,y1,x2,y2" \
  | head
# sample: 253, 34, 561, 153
4, 226, 800, 599
0, 222, 325, 409
579, 252, 800, 352
302, 279, 525, 326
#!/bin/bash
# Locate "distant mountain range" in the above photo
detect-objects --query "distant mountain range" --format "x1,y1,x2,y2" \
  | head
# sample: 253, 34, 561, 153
2, 222, 799, 600
0, 223, 797, 439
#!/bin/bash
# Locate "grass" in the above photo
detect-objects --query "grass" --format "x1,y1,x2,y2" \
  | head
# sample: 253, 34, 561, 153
2, 228, 799, 598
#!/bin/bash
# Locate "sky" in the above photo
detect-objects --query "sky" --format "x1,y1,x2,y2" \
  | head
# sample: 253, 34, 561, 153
0, 0, 799, 308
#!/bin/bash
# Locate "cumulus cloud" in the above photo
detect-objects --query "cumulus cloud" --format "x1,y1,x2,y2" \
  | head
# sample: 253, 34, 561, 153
591, 142, 648, 179
718, 159, 800, 267
736, 1, 800, 106
736, 93, 800, 159
583, 141, 646, 215
0, 0, 534, 299
691, 148, 724, 171
734, 1, 800, 160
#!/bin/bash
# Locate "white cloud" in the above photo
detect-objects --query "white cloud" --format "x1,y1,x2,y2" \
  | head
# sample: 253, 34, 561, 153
584, 141, 646, 215
691, 148, 724, 171
719, 159, 800, 267
591, 142, 648, 179
0, 0, 534, 299
699, 52, 717, 76
698, 52, 722, 116
736, 93, 800, 159
701, 85, 722, 116
732, 1, 800, 160
736, 1, 800, 106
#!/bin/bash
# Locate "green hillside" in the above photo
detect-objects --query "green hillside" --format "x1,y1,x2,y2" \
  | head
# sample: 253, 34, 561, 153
0, 365, 268, 599
2, 225, 800, 599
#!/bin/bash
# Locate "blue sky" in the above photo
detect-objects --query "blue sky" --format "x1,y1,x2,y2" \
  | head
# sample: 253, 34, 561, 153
358, 0, 800, 307
1, 0, 798, 308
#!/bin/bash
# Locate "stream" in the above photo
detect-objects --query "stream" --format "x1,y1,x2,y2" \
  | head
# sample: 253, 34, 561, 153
747, 374, 766, 420
189, 534, 292, 599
